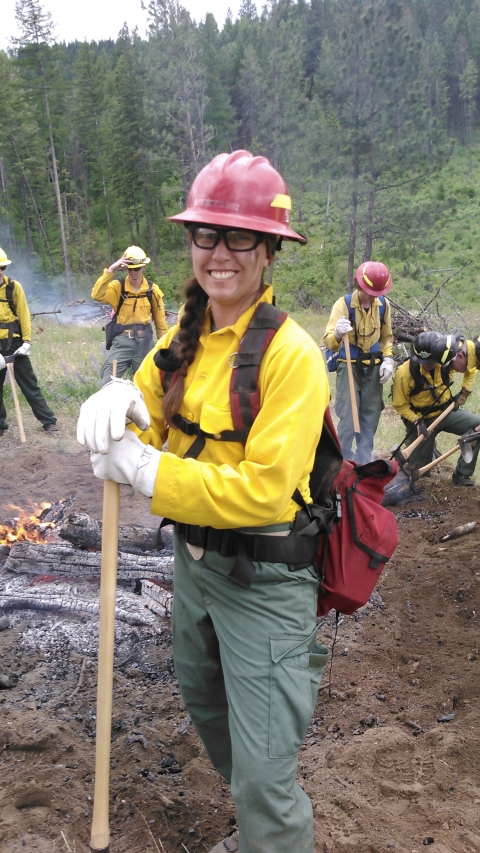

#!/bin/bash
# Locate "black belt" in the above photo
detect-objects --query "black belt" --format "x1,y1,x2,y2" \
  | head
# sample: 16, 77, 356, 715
162, 516, 325, 589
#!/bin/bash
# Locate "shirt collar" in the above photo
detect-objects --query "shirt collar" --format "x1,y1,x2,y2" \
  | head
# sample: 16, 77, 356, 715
200, 285, 274, 345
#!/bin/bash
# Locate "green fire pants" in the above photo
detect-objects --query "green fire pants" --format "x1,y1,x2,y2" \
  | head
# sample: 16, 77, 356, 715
335, 361, 384, 464
100, 332, 154, 386
0, 343, 56, 431
403, 408, 480, 477
171, 532, 329, 853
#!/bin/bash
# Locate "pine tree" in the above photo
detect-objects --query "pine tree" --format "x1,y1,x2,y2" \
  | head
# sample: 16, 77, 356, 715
14, 0, 73, 297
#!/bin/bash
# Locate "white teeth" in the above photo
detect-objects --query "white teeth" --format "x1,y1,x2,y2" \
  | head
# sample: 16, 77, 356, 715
210, 270, 236, 280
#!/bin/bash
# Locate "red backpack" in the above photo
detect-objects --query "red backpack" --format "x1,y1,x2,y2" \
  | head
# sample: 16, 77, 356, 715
157, 302, 399, 615
314, 408, 398, 615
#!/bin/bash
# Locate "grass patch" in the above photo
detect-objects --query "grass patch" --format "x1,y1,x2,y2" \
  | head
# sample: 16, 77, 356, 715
3, 309, 480, 487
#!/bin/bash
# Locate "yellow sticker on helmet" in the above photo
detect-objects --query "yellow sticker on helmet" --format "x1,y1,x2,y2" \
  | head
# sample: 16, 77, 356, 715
362, 270, 374, 288
270, 193, 291, 210
441, 335, 452, 363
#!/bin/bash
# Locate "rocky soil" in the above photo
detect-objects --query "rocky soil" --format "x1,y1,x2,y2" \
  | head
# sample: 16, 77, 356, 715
0, 438, 479, 853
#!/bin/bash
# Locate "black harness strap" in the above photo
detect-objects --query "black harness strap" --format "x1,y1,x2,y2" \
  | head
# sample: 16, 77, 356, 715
408, 357, 453, 415
0, 279, 22, 348
155, 302, 288, 460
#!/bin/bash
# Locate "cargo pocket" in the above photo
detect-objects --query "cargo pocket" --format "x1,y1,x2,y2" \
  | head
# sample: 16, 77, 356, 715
269, 630, 330, 759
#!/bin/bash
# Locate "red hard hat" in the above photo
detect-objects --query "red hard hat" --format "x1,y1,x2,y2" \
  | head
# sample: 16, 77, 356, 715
355, 261, 392, 295
167, 150, 306, 243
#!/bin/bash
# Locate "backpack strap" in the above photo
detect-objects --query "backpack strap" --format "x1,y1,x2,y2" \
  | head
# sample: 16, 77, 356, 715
154, 301, 288, 459
0, 278, 22, 346
229, 302, 288, 431
408, 357, 453, 415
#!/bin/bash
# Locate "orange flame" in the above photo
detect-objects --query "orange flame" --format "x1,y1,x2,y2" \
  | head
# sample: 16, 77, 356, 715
0, 502, 55, 546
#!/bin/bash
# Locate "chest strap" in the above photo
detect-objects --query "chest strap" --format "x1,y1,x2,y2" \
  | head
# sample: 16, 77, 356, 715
155, 302, 288, 459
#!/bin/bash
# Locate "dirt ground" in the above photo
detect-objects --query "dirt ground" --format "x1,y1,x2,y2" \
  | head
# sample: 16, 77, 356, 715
1, 435, 480, 853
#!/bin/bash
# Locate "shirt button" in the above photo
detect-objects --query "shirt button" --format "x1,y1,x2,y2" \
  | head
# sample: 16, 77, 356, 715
187, 413, 194, 421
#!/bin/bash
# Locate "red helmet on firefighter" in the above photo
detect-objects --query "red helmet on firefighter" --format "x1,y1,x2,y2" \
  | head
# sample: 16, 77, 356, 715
355, 261, 392, 295
167, 150, 306, 243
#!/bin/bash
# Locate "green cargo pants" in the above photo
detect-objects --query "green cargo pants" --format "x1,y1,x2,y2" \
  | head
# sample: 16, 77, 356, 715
335, 361, 384, 464
0, 343, 56, 431
403, 408, 480, 477
100, 331, 154, 386
172, 532, 329, 853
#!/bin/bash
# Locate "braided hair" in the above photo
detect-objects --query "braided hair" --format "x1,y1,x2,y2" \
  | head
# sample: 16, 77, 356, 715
162, 277, 208, 425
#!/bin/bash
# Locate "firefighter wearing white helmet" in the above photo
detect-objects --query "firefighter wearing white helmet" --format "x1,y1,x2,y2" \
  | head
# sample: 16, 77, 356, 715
0, 249, 58, 437
78, 151, 330, 853
91, 245, 168, 386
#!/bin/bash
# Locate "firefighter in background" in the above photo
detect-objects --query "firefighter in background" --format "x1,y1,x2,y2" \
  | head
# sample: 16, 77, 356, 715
78, 150, 330, 853
92, 245, 168, 386
393, 330, 480, 486
0, 249, 58, 438
323, 261, 394, 464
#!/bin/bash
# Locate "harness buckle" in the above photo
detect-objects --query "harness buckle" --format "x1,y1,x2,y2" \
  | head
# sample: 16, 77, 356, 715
228, 352, 238, 368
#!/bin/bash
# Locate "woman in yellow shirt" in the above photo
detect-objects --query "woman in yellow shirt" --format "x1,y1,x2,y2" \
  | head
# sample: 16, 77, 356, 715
78, 151, 330, 853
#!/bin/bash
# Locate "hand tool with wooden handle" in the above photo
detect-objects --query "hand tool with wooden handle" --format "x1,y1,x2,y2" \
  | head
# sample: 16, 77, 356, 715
343, 333, 360, 437
90, 360, 120, 853
410, 429, 480, 481
393, 400, 455, 466
6, 361, 26, 443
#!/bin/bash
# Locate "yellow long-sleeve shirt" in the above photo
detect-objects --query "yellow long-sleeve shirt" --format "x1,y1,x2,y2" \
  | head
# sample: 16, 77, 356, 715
392, 360, 456, 422
91, 270, 168, 338
465, 339, 479, 382
323, 291, 393, 359
133, 286, 329, 529
0, 277, 31, 342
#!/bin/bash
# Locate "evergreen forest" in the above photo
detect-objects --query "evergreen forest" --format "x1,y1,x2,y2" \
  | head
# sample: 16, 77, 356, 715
2, 0, 480, 310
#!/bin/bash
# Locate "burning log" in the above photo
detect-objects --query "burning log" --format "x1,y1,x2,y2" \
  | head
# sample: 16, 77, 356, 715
58, 511, 161, 553
4, 541, 174, 583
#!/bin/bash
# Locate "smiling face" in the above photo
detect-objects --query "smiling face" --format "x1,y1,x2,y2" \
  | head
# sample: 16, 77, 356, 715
191, 229, 270, 325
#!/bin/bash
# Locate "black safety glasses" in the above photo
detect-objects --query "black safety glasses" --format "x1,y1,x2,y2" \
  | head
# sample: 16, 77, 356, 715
0, 267, 7, 271
189, 225, 266, 252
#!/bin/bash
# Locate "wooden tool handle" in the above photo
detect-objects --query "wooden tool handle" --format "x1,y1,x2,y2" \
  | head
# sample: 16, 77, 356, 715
343, 334, 361, 435
418, 443, 460, 476
402, 400, 455, 462
90, 360, 119, 853
6, 362, 26, 443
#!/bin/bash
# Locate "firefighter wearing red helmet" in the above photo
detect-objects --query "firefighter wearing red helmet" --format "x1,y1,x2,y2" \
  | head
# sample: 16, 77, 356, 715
323, 260, 394, 463
78, 151, 331, 853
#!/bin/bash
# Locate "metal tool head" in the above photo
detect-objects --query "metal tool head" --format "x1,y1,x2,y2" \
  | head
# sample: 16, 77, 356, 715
458, 430, 480, 464
391, 443, 407, 467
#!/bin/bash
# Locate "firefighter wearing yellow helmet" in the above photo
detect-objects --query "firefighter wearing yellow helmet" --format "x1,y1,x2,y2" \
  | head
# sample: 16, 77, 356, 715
0, 249, 58, 437
91, 246, 168, 385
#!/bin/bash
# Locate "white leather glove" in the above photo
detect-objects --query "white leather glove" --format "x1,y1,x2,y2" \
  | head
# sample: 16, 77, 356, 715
90, 429, 161, 497
334, 317, 353, 341
0, 354, 5, 371
379, 356, 395, 384
13, 341, 31, 356
77, 378, 151, 454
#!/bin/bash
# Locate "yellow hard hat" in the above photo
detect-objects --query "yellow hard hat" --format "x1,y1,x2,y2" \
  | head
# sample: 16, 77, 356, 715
0, 248, 13, 267
122, 245, 150, 268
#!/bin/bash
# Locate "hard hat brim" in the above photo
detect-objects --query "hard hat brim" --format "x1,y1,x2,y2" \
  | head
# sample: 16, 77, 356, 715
0, 259, 13, 266
167, 209, 307, 244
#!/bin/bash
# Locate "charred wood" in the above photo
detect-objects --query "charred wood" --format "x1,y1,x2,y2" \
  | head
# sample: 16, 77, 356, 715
58, 511, 163, 553
4, 541, 174, 583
